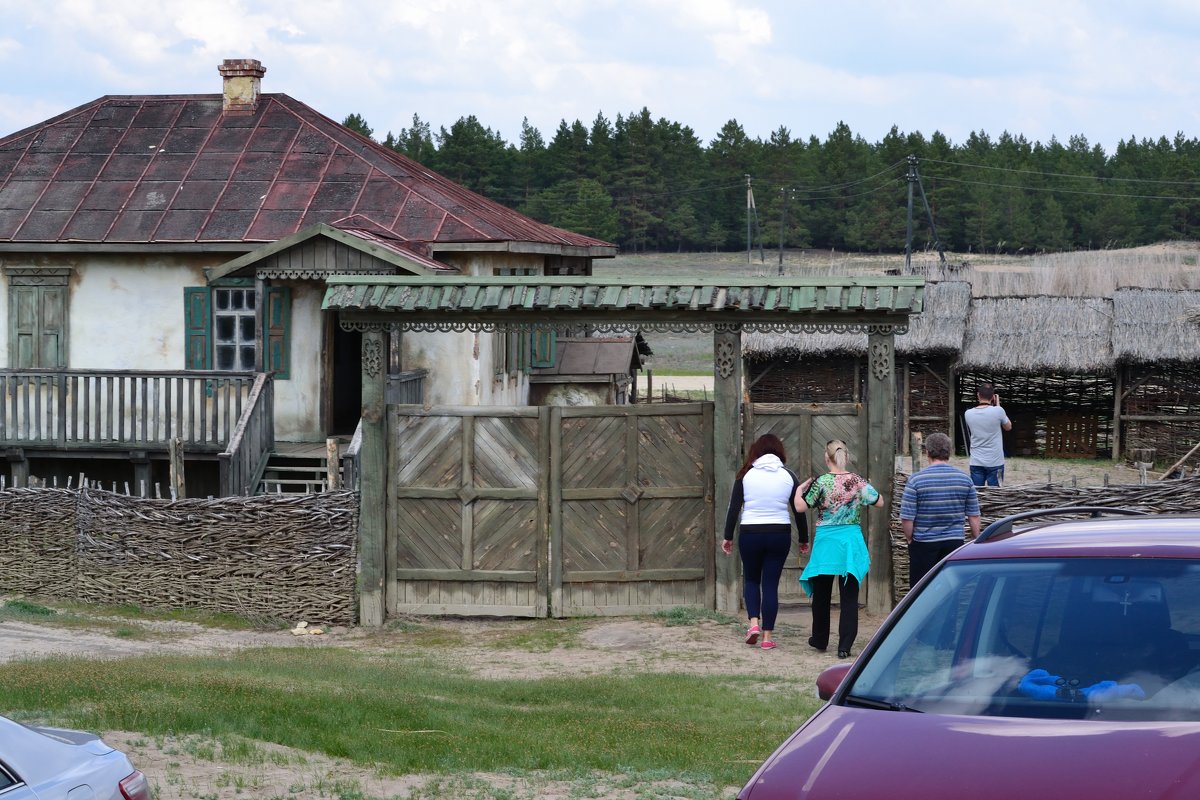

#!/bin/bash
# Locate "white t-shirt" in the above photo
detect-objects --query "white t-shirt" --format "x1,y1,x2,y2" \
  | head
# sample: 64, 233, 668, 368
965, 404, 1010, 467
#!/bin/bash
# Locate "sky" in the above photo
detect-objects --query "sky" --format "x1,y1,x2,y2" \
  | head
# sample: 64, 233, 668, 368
3, 0, 1200, 154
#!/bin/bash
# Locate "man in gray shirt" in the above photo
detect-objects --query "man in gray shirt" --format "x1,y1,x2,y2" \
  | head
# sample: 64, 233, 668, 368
964, 383, 1012, 486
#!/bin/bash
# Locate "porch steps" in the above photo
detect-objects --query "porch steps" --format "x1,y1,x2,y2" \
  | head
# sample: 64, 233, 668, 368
258, 454, 334, 494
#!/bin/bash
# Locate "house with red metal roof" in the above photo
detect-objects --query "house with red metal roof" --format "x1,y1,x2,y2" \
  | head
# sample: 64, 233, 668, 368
0, 59, 616, 495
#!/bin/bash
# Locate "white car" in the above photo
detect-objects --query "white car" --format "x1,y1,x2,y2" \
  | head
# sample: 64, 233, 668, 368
0, 714, 149, 800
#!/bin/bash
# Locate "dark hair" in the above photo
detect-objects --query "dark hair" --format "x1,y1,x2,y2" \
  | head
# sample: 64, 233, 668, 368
977, 383, 995, 401
925, 432, 952, 461
736, 434, 787, 480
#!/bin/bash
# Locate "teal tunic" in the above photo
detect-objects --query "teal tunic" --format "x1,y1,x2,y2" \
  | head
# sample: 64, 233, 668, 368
800, 524, 870, 595
799, 472, 879, 596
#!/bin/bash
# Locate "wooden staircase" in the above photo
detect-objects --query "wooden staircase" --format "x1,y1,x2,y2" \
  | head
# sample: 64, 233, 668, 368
257, 438, 352, 494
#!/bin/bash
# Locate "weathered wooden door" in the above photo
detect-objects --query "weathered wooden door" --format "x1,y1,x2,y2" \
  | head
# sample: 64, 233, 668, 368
550, 403, 714, 617
388, 407, 549, 616
746, 403, 870, 606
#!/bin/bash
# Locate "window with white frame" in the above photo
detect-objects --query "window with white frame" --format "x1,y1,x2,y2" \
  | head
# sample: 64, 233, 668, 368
213, 287, 257, 371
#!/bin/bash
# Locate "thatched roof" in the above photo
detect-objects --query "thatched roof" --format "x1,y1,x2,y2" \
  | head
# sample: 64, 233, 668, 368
743, 280, 969, 360
959, 296, 1114, 373
1112, 288, 1200, 364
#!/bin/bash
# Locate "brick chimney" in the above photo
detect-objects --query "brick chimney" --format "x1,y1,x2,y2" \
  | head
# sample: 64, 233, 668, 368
218, 59, 266, 115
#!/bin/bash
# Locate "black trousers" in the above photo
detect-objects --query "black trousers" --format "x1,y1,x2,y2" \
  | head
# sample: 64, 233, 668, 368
738, 528, 791, 631
908, 539, 964, 589
808, 573, 860, 653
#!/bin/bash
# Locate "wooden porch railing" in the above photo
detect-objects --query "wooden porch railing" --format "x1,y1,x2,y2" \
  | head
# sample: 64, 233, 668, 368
340, 418, 363, 492
0, 369, 260, 451
219, 373, 275, 496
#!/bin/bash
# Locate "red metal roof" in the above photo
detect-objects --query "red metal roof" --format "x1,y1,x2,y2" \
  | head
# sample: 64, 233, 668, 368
0, 94, 615, 251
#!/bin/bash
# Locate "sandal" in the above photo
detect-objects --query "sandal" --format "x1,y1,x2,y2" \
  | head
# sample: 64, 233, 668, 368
744, 625, 761, 645
760, 640, 777, 650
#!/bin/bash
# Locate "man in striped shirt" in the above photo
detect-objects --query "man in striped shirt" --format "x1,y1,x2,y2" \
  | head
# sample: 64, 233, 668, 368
900, 432, 981, 589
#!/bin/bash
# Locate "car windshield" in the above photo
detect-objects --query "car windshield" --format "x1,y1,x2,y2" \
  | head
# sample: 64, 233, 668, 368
846, 558, 1200, 721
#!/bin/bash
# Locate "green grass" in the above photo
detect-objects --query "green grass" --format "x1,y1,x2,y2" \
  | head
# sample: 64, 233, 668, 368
0, 648, 817, 788
652, 607, 740, 628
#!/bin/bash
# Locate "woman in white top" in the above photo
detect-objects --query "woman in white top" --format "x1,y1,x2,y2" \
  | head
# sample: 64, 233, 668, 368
723, 434, 811, 649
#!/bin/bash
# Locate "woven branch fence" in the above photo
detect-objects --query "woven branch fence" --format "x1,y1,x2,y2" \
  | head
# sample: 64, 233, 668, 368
889, 474, 1200, 604
0, 487, 358, 624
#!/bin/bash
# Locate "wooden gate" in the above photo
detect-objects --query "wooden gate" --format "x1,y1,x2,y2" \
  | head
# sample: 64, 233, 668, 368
551, 403, 714, 617
746, 403, 870, 607
388, 403, 714, 617
388, 407, 549, 616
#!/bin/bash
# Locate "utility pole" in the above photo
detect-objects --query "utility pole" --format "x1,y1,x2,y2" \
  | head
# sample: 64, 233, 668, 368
905, 155, 917, 275
745, 174, 753, 265
778, 187, 792, 275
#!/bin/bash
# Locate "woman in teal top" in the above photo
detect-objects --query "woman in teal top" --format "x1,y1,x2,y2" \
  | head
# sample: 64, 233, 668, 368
796, 439, 884, 659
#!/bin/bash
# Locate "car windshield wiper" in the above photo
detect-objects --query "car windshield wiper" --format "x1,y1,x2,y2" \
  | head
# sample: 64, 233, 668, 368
842, 694, 923, 712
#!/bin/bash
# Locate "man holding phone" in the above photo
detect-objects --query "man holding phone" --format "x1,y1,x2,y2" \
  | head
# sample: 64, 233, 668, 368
964, 383, 1012, 486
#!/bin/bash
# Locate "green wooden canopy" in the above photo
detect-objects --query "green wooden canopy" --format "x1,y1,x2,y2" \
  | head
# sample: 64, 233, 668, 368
322, 275, 924, 331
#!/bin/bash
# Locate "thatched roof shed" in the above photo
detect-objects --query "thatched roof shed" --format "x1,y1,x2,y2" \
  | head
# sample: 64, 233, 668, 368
959, 296, 1114, 373
1112, 288, 1200, 364
742, 281, 970, 359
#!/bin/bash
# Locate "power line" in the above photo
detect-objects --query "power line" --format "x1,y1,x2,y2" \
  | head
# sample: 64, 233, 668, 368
924, 173, 1200, 203
921, 156, 1200, 189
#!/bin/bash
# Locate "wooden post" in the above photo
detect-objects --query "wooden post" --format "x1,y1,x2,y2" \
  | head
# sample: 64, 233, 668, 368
1112, 366, 1123, 462
358, 330, 387, 626
131, 451, 152, 497
5, 448, 28, 489
168, 437, 186, 499
713, 325, 743, 613
866, 328, 897, 615
326, 437, 340, 490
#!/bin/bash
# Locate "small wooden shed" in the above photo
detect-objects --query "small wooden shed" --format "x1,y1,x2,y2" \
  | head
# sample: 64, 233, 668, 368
1112, 288, 1200, 464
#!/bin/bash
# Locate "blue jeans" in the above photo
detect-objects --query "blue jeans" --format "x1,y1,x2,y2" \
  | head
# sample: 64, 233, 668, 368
970, 465, 1003, 487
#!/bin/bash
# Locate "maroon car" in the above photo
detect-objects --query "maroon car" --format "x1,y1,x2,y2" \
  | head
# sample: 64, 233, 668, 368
738, 508, 1200, 799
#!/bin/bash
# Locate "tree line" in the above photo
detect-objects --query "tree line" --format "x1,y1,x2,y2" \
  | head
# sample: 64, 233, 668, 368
341, 111, 1200, 254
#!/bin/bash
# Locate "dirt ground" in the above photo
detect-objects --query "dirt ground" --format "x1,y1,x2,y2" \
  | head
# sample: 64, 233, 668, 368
2, 603, 875, 800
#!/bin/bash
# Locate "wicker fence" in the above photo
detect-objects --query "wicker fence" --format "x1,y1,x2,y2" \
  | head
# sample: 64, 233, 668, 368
889, 474, 1200, 604
0, 487, 358, 624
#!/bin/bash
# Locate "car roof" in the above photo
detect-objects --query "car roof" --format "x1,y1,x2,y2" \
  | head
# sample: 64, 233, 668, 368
949, 514, 1200, 561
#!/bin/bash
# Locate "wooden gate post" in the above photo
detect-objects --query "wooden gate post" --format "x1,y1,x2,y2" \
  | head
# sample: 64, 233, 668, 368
867, 327, 897, 615
359, 329, 387, 626
713, 324, 743, 613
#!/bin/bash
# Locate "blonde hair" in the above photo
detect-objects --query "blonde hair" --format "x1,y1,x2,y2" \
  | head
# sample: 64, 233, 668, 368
825, 439, 850, 471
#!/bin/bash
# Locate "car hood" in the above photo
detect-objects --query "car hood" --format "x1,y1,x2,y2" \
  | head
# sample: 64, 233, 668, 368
742, 705, 1200, 799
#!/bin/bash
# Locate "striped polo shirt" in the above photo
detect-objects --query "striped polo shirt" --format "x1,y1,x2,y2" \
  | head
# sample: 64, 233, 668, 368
900, 463, 980, 543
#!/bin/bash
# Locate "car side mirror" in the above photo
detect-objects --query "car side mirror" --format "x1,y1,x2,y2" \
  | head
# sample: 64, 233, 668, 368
816, 663, 853, 701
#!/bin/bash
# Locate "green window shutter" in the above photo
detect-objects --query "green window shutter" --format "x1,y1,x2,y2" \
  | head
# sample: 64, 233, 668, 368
530, 326, 556, 368
264, 285, 291, 379
39, 286, 67, 367
11, 286, 39, 368
184, 287, 211, 369
10, 285, 67, 368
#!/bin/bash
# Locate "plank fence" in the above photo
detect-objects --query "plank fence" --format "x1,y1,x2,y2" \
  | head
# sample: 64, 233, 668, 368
0, 486, 358, 624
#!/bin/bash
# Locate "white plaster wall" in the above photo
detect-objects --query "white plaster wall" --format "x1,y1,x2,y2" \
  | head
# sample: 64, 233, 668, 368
417, 251, 546, 405
70, 257, 209, 369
